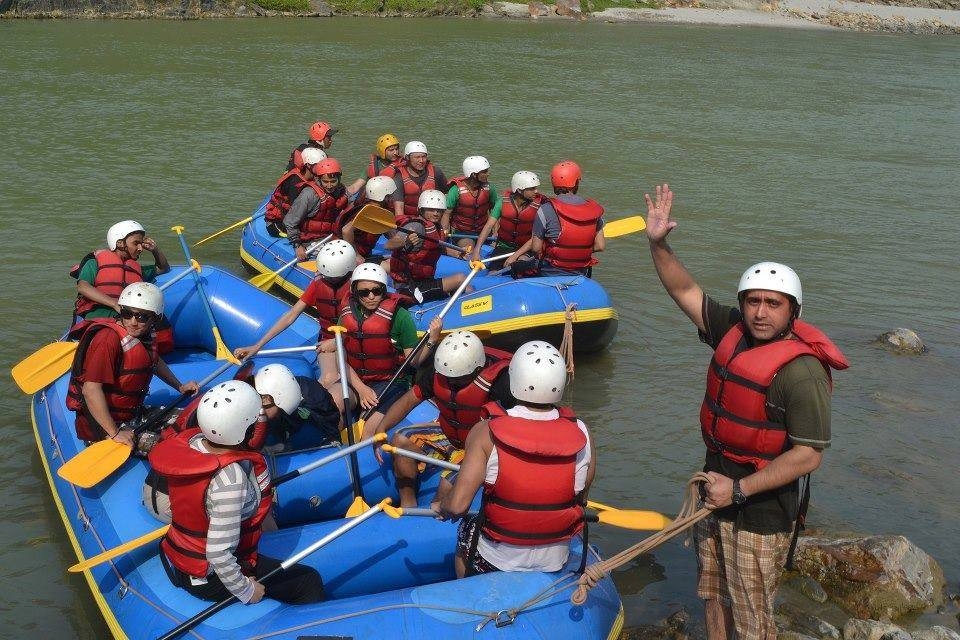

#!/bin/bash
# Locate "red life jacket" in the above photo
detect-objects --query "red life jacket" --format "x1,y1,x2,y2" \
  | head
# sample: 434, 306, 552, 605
66, 319, 157, 441
699, 320, 849, 470
336, 198, 381, 259
287, 141, 321, 172
432, 348, 512, 447
338, 295, 404, 382
497, 192, 541, 248
448, 176, 491, 234
366, 155, 404, 179
150, 428, 273, 578
481, 404, 586, 546
542, 198, 604, 270
299, 182, 349, 242
265, 169, 308, 223
161, 397, 267, 450
389, 215, 444, 284
396, 163, 437, 217
307, 276, 352, 335
71, 250, 144, 318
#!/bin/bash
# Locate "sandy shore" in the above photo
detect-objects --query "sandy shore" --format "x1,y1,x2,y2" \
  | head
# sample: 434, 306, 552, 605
487, 0, 960, 32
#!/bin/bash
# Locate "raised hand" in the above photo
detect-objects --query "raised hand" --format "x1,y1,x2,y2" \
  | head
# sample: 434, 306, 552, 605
643, 183, 676, 243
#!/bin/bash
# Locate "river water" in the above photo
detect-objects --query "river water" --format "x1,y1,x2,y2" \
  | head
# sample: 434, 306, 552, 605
1, 17, 958, 639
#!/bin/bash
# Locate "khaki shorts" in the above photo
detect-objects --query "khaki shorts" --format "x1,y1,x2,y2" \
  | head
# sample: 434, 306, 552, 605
694, 515, 791, 640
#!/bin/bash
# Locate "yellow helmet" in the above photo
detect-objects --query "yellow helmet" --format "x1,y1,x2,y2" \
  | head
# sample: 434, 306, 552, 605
376, 133, 400, 160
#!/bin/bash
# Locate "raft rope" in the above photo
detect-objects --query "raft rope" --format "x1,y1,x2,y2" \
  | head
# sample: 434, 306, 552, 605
409, 276, 584, 323
570, 473, 713, 605
560, 302, 577, 379
251, 238, 314, 279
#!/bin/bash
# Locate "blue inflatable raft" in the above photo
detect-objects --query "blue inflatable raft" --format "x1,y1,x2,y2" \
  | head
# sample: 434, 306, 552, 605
30, 264, 625, 639
238, 198, 618, 352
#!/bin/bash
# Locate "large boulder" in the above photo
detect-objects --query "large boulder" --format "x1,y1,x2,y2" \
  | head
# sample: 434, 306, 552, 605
794, 536, 945, 619
913, 627, 960, 640
554, 0, 582, 17
877, 328, 925, 354
842, 619, 905, 640
527, 0, 548, 15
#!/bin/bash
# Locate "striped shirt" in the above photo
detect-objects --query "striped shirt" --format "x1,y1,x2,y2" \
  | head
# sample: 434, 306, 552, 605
191, 436, 268, 603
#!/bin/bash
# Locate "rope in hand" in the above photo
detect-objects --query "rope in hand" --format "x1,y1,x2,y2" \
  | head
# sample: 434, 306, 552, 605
571, 472, 714, 605
560, 303, 577, 380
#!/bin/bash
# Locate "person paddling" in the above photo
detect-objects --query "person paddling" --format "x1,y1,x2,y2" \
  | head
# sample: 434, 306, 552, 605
443, 155, 501, 250
470, 170, 542, 266
385, 189, 469, 304
366, 133, 404, 178
66, 282, 198, 448
284, 158, 355, 263
338, 176, 398, 263
376, 330, 513, 508
264, 147, 327, 237
504, 161, 605, 277
438, 340, 595, 577
151, 381, 324, 605
644, 183, 848, 640
391, 141, 449, 218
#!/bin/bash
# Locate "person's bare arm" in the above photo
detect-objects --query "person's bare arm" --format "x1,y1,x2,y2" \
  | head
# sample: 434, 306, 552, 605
703, 445, 822, 509
439, 421, 491, 518
77, 280, 121, 314
645, 184, 706, 333
234, 300, 308, 359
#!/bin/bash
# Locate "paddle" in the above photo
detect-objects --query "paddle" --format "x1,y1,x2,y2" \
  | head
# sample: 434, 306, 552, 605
172, 226, 239, 365
67, 432, 388, 573
12, 262, 202, 395
328, 325, 370, 517
155, 498, 391, 640
351, 204, 467, 254
56, 345, 318, 488
191, 207, 266, 247
353, 259, 490, 436
378, 448, 669, 531
248, 235, 332, 291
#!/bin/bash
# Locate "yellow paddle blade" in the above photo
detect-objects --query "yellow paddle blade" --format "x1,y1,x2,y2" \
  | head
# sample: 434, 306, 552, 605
604, 216, 647, 238
339, 420, 364, 446
345, 496, 370, 517
248, 271, 279, 291
11, 341, 79, 394
586, 499, 618, 512
57, 439, 133, 488
69, 525, 169, 572
594, 509, 671, 531
352, 204, 398, 235
299, 260, 317, 271
212, 327, 240, 364
192, 216, 252, 247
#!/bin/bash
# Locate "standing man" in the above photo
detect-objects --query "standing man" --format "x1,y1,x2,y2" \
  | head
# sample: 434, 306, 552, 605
391, 141, 449, 218
439, 340, 595, 578
503, 161, 605, 277
443, 155, 501, 249
72, 220, 170, 321
67, 282, 198, 447
644, 184, 848, 640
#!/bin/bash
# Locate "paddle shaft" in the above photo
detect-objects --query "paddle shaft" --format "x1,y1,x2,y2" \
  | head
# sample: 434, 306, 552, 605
265, 235, 330, 278
272, 433, 383, 485
172, 226, 234, 361
399, 507, 607, 526
403, 228, 466, 254
155, 501, 387, 640
358, 263, 485, 423
330, 328, 365, 503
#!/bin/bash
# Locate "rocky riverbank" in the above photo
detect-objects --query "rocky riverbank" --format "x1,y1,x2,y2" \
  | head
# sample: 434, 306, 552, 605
620, 533, 960, 640
2, 0, 960, 34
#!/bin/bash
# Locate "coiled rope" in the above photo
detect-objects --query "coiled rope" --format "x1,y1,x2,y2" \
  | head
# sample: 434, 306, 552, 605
571, 472, 713, 605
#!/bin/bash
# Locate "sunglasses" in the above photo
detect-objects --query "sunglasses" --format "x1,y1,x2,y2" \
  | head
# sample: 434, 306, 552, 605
355, 286, 386, 298
119, 308, 157, 323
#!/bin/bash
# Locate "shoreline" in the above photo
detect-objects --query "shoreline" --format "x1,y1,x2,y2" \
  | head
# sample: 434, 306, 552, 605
2, 0, 960, 34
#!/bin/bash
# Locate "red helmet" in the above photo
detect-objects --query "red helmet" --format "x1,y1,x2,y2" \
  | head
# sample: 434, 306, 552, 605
314, 158, 342, 177
550, 161, 582, 189
308, 121, 337, 142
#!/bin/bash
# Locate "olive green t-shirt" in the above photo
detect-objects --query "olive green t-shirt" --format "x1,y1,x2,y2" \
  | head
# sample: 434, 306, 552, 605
698, 294, 833, 534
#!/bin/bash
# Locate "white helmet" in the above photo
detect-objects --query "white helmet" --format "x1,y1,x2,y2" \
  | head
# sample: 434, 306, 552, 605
418, 189, 446, 211
300, 147, 327, 166
509, 340, 567, 404
107, 220, 145, 250
511, 170, 540, 193
351, 262, 388, 286
462, 155, 490, 178
197, 381, 262, 446
254, 364, 303, 415
316, 239, 357, 279
737, 262, 803, 316
365, 175, 397, 202
434, 331, 485, 378
404, 140, 428, 157
117, 282, 163, 315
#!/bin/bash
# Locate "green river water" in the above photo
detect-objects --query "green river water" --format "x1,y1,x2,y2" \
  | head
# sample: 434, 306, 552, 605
1, 17, 958, 638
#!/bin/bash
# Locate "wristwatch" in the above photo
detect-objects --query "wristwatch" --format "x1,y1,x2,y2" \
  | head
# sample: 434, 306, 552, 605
732, 479, 747, 505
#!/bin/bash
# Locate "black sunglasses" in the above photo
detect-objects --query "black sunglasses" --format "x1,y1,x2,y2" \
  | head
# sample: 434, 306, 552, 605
119, 307, 157, 323
355, 286, 386, 298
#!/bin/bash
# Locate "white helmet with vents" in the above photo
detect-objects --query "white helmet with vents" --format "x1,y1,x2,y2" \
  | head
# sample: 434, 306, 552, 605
434, 331, 485, 378
197, 381, 262, 446
316, 239, 356, 279
254, 364, 303, 415
509, 340, 567, 404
